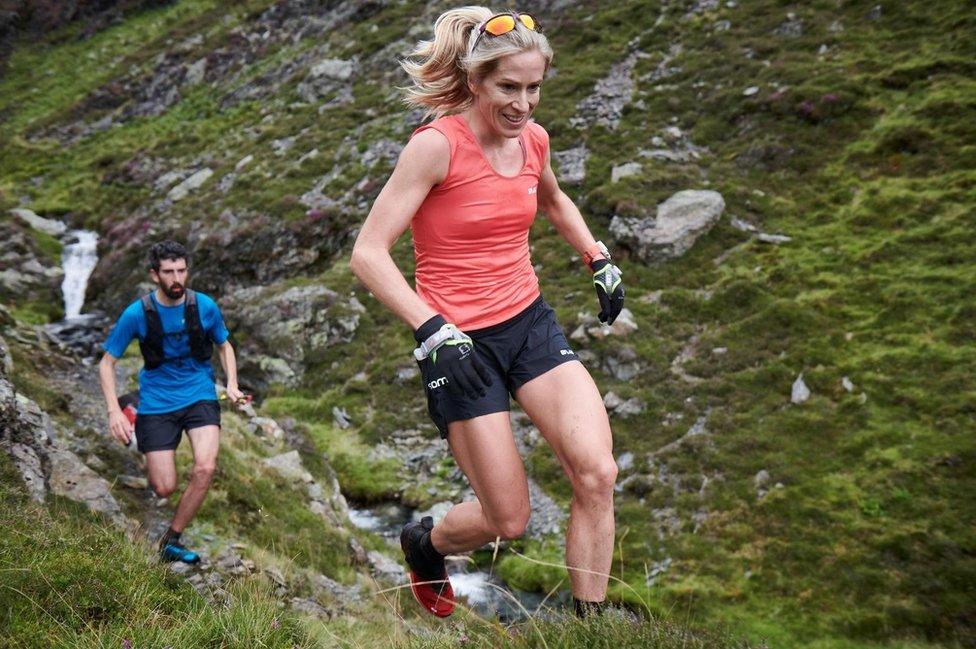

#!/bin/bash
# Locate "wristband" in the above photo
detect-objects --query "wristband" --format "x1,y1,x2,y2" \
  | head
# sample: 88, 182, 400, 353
582, 240, 611, 269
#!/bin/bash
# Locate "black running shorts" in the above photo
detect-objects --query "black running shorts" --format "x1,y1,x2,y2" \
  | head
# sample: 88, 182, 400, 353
134, 400, 220, 453
417, 296, 579, 438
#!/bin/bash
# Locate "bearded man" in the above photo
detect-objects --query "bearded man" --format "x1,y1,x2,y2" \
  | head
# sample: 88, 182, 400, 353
98, 240, 244, 563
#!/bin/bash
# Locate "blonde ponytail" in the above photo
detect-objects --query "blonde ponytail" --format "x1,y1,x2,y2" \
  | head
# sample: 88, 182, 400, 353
401, 6, 553, 119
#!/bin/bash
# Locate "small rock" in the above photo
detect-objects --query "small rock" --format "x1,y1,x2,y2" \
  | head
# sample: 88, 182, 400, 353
117, 475, 149, 490
791, 373, 811, 404
712, 347, 727, 355
842, 376, 854, 392
616, 451, 635, 473
184, 57, 207, 86
167, 168, 213, 201
169, 562, 193, 575
867, 4, 882, 21
332, 406, 351, 429
235, 155, 253, 170
10, 207, 66, 236
611, 161, 643, 184
743, 86, 760, 97
757, 233, 792, 244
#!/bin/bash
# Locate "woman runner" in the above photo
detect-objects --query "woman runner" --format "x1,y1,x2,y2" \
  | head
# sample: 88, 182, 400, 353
350, 6, 625, 618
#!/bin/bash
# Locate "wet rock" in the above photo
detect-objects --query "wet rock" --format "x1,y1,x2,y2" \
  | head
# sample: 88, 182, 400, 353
610, 190, 725, 264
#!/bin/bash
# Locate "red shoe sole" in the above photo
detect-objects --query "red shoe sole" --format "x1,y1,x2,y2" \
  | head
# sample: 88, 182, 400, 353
408, 571, 455, 618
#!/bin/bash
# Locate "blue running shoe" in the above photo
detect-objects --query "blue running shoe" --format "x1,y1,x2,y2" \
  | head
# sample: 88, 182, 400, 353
161, 541, 200, 564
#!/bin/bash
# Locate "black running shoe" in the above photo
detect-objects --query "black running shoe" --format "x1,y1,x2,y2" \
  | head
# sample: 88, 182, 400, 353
400, 516, 454, 617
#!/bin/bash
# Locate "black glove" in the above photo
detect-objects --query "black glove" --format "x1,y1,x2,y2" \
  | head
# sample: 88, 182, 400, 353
590, 259, 625, 325
414, 315, 493, 399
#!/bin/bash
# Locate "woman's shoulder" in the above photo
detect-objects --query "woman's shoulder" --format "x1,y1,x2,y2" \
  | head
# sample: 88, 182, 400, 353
411, 114, 466, 142
524, 120, 549, 146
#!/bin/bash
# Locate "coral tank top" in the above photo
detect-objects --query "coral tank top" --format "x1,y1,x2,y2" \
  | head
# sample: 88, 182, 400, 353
411, 114, 548, 330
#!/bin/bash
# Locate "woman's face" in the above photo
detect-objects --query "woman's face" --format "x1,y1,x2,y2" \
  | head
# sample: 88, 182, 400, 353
470, 49, 547, 139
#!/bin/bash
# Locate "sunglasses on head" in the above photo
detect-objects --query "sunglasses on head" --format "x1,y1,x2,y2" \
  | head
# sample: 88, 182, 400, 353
470, 12, 539, 54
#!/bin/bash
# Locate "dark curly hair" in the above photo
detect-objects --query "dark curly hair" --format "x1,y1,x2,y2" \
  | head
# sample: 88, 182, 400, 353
148, 240, 189, 271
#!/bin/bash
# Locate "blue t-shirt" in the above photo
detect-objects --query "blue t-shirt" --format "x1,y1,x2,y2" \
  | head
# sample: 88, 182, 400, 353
103, 291, 230, 415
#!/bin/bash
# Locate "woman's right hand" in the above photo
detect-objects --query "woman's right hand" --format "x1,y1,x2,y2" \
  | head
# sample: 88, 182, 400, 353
415, 315, 493, 399
108, 409, 133, 445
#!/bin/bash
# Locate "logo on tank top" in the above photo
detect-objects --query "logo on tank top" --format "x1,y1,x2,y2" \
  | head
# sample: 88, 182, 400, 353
528, 184, 537, 195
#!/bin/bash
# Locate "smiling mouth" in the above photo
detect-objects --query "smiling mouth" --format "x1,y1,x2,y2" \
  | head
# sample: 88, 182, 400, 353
502, 113, 526, 125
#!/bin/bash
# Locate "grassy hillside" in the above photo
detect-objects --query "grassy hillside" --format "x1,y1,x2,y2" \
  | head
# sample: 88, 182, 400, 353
1, 1, 974, 647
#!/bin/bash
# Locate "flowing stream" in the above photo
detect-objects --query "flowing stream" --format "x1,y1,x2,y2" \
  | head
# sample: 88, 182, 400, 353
61, 230, 98, 319
348, 503, 551, 620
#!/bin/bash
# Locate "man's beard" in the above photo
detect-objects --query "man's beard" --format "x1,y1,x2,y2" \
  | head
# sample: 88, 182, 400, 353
162, 283, 185, 300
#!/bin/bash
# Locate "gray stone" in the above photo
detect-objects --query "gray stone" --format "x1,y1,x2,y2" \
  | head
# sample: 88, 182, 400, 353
610, 190, 725, 264
616, 451, 635, 473
742, 86, 760, 97
791, 373, 811, 404
48, 448, 127, 524
611, 162, 643, 184
367, 550, 406, 584
332, 406, 351, 429
117, 474, 149, 489
264, 450, 312, 483
9, 443, 45, 501
603, 345, 643, 381
757, 233, 792, 244
309, 58, 355, 81
167, 168, 213, 201
553, 144, 588, 185
842, 376, 855, 392
184, 57, 208, 86
9, 208, 66, 236
572, 50, 645, 130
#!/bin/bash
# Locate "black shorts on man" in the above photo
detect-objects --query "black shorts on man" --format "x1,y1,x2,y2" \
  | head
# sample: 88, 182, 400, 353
135, 400, 220, 453
417, 296, 578, 438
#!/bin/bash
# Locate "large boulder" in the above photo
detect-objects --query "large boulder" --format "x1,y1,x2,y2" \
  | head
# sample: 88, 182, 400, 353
221, 282, 365, 390
610, 190, 726, 264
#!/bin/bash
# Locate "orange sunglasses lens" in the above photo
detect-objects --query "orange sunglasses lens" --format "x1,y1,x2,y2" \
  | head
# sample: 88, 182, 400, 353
518, 14, 536, 30
484, 14, 516, 36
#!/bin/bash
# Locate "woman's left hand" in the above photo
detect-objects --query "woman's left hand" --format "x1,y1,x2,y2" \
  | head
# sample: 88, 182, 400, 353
591, 259, 625, 325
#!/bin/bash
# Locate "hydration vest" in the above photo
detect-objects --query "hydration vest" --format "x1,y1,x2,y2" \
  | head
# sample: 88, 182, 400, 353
138, 289, 213, 370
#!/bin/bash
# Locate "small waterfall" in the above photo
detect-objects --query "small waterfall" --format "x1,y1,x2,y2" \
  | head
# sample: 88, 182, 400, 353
61, 230, 98, 320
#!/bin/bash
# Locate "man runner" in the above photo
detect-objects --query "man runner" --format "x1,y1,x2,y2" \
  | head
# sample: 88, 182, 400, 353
98, 240, 245, 563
